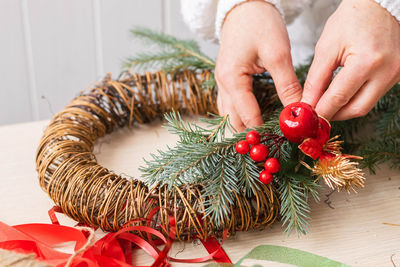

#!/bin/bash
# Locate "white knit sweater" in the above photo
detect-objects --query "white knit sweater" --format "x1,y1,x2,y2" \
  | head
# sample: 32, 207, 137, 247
181, 0, 400, 42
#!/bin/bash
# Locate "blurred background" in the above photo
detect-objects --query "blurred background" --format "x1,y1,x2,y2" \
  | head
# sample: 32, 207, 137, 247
0, 0, 338, 126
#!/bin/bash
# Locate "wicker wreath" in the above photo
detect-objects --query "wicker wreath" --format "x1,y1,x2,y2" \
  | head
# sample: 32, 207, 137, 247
35, 70, 280, 241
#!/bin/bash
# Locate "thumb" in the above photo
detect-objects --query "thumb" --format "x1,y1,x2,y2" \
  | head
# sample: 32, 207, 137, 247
265, 52, 302, 106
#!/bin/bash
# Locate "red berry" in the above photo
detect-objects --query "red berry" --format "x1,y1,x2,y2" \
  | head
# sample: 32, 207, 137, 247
235, 140, 250, 154
250, 144, 269, 162
259, 170, 273, 184
246, 130, 261, 145
264, 158, 281, 173
279, 102, 319, 143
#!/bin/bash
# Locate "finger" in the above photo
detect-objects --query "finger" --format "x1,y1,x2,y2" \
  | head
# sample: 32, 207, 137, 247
330, 81, 373, 121
226, 74, 264, 129
225, 100, 245, 132
315, 59, 371, 120
217, 90, 223, 116
265, 52, 302, 106
218, 89, 245, 132
332, 76, 394, 121
301, 48, 338, 107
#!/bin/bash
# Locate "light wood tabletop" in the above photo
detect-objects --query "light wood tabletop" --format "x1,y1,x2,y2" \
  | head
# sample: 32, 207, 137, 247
0, 119, 399, 267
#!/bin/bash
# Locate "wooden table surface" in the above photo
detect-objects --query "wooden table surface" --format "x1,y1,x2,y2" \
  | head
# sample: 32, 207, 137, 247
0, 119, 399, 267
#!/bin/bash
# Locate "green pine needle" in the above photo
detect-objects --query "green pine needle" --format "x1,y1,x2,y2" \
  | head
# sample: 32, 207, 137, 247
278, 172, 320, 235
124, 27, 215, 75
360, 137, 400, 174
236, 153, 260, 196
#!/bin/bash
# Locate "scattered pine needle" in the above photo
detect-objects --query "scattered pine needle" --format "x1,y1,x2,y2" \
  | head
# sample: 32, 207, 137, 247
383, 222, 400, 227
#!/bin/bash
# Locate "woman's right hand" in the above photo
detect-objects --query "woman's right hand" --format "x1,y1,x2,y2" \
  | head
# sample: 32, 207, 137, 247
216, 0, 302, 132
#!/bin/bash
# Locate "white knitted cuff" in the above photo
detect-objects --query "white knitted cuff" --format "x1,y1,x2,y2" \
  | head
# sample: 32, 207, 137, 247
215, 0, 284, 40
374, 0, 400, 23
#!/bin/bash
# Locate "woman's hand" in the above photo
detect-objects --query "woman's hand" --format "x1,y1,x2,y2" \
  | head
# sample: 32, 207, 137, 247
302, 0, 400, 121
216, 1, 302, 132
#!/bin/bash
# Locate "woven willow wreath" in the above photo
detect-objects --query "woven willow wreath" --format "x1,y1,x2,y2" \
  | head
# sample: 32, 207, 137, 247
35, 70, 280, 241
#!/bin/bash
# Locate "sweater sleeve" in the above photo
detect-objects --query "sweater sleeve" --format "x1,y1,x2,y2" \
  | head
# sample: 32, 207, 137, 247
180, 0, 219, 42
374, 0, 400, 23
180, 0, 400, 42
180, 0, 311, 41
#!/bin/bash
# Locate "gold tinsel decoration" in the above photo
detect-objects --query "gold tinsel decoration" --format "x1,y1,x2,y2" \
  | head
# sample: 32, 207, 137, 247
35, 70, 280, 241
305, 153, 365, 193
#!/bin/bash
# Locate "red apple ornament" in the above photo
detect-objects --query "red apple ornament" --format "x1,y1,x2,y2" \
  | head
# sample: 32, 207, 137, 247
279, 102, 319, 143
250, 144, 269, 162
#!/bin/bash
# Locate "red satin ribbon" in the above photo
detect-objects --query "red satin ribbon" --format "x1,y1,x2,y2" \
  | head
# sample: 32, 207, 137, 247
166, 230, 231, 264
200, 235, 231, 263
0, 206, 232, 266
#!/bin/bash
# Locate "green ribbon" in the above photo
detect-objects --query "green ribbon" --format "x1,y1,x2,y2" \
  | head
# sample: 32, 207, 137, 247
202, 245, 351, 267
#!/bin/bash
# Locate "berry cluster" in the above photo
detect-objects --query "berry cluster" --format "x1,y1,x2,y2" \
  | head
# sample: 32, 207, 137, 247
235, 102, 322, 185
235, 130, 282, 185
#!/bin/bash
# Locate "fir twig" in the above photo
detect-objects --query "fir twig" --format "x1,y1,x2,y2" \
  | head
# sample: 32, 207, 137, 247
124, 27, 215, 74
141, 111, 278, 224
360, 137, 400, 174
164, 112, 209, 144
236, 153, 260, 196
276, 144, 319, 235
202, 148, 239, 225
279, 175, 310, 235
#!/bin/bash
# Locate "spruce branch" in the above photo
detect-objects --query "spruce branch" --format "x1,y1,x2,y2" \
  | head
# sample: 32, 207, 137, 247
202, 148, 239, 225
164, 112, 210, 144
130, 27, 202, 52
124, 51, 187, 71
277, 144, 319, 235
202, 114, 231, 142
141, 111, 279, 224
173, 42, 215, 67
124, 27, 215, 75
359, 137, 400, 174
236, 153, 261, 196
279, 175, 318, 234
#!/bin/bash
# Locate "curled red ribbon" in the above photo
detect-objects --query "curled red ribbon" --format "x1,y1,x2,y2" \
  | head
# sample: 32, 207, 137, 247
0, 206, 232, 266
